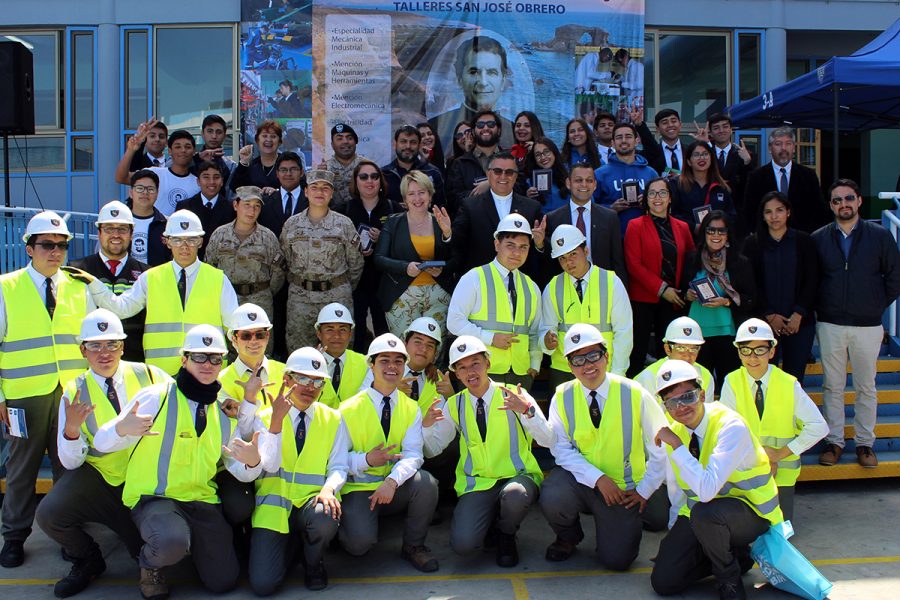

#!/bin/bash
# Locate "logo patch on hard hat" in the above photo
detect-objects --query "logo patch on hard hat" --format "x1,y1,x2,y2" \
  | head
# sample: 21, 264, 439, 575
571, 334, 581, 344
683, 327, 692, 336
513, 219, 523, 228
387, 339, 397, 348
662, 370, 672, 381
51, 219, 61, 227
180, 221, 189, 230
457, 343, 466, 352
427, 323, 436, 332
248, 313, 257, 321
202, 336, 213, 346
556, 238, 564, 247
335, 310, 343, 317
97, 322, 108, 332
110, 209, 120, 217
749, 326, 758, 334
335, 124, 345, 132
311, 360, 321, 370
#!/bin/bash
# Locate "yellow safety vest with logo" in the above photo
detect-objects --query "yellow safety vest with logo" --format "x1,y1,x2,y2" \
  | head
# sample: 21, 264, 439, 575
725, 367, 802, 487
639, 358, 713, 423
547, 265, 614, 372
0, 269, 88, 398
668, 402, 783, 525
340, 389, 420, 493
252, 403, 343, 533
446, 384, 543, 496
319, 350, 368, 410
554, 376, 646, 491
142, 263, 224, 375
122, 382, 235, 508
412, 376, 439, 415
218, 359, 287, 409
63, 361, 158, 486
469, 264, 538, 376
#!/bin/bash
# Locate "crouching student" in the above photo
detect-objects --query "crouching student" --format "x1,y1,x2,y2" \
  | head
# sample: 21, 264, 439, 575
634, 316, 714, 406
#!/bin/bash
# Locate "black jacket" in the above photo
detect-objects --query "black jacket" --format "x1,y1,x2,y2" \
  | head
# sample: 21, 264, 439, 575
686, 249, 759, 326
742, 228, 818, 326
230, 156, 279, 192
260, 187, 307, 239
175, 193, 236, 259
543, 202, 627, 285
812, 219, 900, 327
341, 195, 400, 299
744, 162, 829, 234
125, 199, 170, 267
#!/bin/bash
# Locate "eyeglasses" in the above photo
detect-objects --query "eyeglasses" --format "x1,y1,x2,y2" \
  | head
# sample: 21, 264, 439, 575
830, 194, 857, 205
187, 353, 224, 365
567, 349, 607, 367
475, 120, 498, 129
132, 185, 157, 194
277, 167, 302, 174
690, 152, 711, 160
236, 330, 269, 341
737, 345, 772, 356
101, 226, 131, 235
167, 237, 203, 247
357, 172, 381, 181
662, 388, 701, 412
534, 150, 553, 159
705, 227, 728, 235
288, 372, 327, 389
646, 190, 670, 199
489, 168, 517, 177
669, 344, 701, 354
34, 241, 70, 251
83, 340, 124, 352
454, 129, 473, 139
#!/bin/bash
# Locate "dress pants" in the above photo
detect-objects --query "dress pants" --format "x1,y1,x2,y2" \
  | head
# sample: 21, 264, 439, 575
651, 498, 769, 595
132, 497, 239, 594
628, 300, 679, 378
338, 470, 438, 555
778, 486, 795, 523
248, 498, 339, 596
36, 464, 142, 559
697, 336, 741, 395
215, 470, 255, 525
775, 321, 816, 385
450, 474, 539, 555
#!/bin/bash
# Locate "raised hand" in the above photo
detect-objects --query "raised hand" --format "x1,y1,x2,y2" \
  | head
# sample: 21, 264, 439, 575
365, 443, 401, 468
544, 330, 558, 351
435, 370, 454, 398
238, 144, 254, 164
223, 431, 261, 467
432, 205, 452, 239
422, 398, 444, 428
115, 401, 159, 437
737, 139, 752, 165
498, 384, 531, 414
63, 390, 94, 439
532, 215, 548, 249
60, 266, 96, 285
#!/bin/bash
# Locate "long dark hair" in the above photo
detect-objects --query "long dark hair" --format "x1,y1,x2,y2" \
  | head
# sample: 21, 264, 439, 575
448, 120, 472, 165
523, 137, 570, 202
513, 111, 545, 144
679, 140, 731, 193
692, 210, 736, 272
757, 190, 792, 234
561, 118, 601, 170
640, 176, 671, 213
416, 122, 445, 171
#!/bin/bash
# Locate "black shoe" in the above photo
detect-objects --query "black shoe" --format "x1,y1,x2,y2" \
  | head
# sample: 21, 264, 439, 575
496, 532, 519, 568
545, 538, 577, 562
716, 579, 747, 600
54, 548, 106, 598
304, 561, 328, 591
0, 540, 25, 568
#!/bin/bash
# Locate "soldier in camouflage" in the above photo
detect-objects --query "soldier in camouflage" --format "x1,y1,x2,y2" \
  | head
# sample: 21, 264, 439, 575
317, 123, 369, 213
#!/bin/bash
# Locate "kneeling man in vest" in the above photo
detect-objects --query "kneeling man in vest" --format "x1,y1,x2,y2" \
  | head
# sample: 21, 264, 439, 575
447, 213, 542, 390
36, 309, 169, 597
651, 360, 783, 600
540, 323, 667, 569
424, 335, 554, 567
720, 319, 827, 522
338, 333, 439, 572
93, 325, 269, 599
250, 347, 348, 593
316, 302, 369, 409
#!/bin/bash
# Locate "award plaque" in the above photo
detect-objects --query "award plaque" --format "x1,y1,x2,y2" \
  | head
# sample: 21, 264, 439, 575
690, 276, 722, 303
533, 169, 552, 192
622, 181, 640, 206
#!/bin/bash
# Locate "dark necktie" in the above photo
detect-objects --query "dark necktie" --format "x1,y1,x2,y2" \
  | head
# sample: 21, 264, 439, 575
195, 404, 207, 437
718, 149, 726, 170
205, 201, 213, 210
667, 146, 680, 171
178, 268, 187, 309
409, 371, 420, 401
45, 277, 56, 318
575, 278, 584, 303
575, 206, 586, 236
689, 433, 700, 459
507, 272, 518, 319
779, 167, 789, 196
331, 358, 342, 392
295, 410, 307, 454
588, 390, 601, 428
152, 158, 162, 167
476, 397, 487, 441
105, 377, 121, 413
755, 380, 765, 418
381, 396, 391, 438
107, 259, 121, 275
607, 147, 613, 161
285, 191, 294, 217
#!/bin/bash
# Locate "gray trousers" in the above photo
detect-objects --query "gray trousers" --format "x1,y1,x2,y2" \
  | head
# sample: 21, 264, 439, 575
338, 470, 438, 555
131, 497, 238, 594
450, 474, 539, 555
539, 467, 642, 571
249, 498, 339, 596
2, 386, 64, 542
651, 498, 769, 595
35, 464, 142, 559
215, 470, 255, 525
817, 322, 882, 447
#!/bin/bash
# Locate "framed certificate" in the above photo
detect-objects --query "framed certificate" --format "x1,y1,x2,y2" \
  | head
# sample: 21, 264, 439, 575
693, 205, 711, 226
357, 224, 374, 252
690, 276, 722, 303
622, 181, 640, 206
533, 169, 552, 193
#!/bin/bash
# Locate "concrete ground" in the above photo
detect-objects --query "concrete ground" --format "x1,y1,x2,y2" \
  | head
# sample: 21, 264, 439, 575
1, 479, 897, 599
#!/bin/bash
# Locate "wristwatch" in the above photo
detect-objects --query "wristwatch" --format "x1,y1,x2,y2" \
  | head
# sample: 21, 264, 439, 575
522, 404, 536, 418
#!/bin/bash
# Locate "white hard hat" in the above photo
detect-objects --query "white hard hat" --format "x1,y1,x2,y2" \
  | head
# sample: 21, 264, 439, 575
663, 316, 705, 345
182, 324, 227, 354
23, 211, 73, 243
164, 209, 205, 237
96, 201, 134, 226
448, 335, 490, 370
315, 302, 354, 328
655, 359, 702, 395
285, 347, 330, 379
79, 308, 127, 342
493, 213, 532, 239
366, 333, 409, 363
550, 224, 586, 259
734, 318, 776, 344
230, 303, 273, 331
404, 317, 442, 345
563, 323, 607, 357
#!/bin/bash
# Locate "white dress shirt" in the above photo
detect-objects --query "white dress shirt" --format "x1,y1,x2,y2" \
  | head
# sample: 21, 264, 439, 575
715, 143, 732, 167
281, 186, 301, 215
719, 365, 828, 456
218, 356, 276, 440
491, 190, 513, 221
597, 144, 614, 166
200, 193, 219, 209
771, 161, 793, 192
98, 250, 129, 276
662, 139, 683, 171
323, 351, 348, 380
569, 200, 593, 256
447, 260, 543, 371
548, 375, 668, 500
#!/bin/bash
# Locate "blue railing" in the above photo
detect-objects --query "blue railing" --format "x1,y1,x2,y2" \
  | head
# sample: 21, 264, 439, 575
880, 193, 900, 356
1, 207, 99, 273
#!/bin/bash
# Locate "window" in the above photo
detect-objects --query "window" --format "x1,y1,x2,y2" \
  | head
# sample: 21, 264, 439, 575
124, 29, 149, 130
72, 136, 93, 171
71, 31, 93, 131
0, 136, 65, 172
738, 33, 761, 102
0, 32, 61, 129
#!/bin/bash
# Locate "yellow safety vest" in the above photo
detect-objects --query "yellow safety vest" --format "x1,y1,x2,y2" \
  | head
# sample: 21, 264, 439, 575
725, 367, 802, 487
64, 362, 157, 486
553, 376, 646, 491
142, 263, 224, 375
668, 402, 783, 525
0, 269, 88, 398
446, 384, 543, 496
639, 358, 713, 423
122, 382, 235, 508
412, 376, 439, 415
547, 266, 614, 372
252, 403, 342, 533
318, 350, 368, 410
340, 389, 420, 493
218, 359, 287, 409
469, 264, 537, 376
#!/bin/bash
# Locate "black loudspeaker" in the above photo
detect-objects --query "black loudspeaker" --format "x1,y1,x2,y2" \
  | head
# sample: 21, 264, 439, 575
0, 41, 35, 135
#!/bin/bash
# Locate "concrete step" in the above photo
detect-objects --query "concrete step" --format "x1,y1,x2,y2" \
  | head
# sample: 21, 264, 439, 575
804, 358, 900, 376
843, 414, 900, 439
808, 385, 900, 406
798, 450, 900, 481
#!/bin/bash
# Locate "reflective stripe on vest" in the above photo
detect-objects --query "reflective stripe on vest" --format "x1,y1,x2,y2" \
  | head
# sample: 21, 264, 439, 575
549, 267, 613, 372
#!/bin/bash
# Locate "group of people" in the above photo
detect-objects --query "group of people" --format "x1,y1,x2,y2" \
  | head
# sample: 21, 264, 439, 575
1, 96, 899, 600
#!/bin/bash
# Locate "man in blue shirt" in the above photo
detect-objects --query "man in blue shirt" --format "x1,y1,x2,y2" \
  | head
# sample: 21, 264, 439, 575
593, 122, 659, 235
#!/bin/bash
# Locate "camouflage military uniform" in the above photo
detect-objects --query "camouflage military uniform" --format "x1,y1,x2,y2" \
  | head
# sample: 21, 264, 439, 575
326, 154, 368, 213
280, 209, 365, 350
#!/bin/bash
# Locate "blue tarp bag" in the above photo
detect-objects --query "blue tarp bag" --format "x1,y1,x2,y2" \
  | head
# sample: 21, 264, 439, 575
750, 521, 833, 600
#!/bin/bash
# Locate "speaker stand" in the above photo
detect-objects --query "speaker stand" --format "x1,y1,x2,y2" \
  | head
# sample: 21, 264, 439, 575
2, 132, 9, 208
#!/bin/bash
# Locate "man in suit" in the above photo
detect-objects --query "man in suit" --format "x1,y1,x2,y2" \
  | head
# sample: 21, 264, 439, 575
708, 113, 755, 235
543, 162, 627, 285
451, 152, 544, 281
744, 127, 829, 234
636, 108, 686, 178
174, 160, 235, 259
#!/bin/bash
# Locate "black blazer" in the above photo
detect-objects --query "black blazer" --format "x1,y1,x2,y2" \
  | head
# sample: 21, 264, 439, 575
544, 202, 627, 285
175, 193, 236, 259
744, 162, 829, 235
686, 249, 759, 326
373, 213, 458, 310
260, 187, 307, 239
635, 121, 687, 175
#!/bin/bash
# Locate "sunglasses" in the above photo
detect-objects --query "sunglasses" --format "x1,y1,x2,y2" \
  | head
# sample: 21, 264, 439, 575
830, 194, 857, 205
737, 345, 772, 356
288, 372, 327, 389
705, 227, 728, 235
34, 241, 70, 251
489, 168, 517, 177
475, 120, 498, 129
669, 344, 701, 354
567, 349, 607, 367
167, 237, 203, 247
663, 388, 701, 412
83, 340, 124, 352
454, 129, 473, 139
357, 172, 381, 181
236, 330, 269, 341
187, 353, 224, 365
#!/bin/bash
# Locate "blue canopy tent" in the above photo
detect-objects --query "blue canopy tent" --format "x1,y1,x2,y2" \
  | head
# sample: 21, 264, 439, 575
727, 18, 900, 174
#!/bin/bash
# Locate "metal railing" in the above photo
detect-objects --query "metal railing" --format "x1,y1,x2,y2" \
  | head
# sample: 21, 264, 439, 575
880, 192, 900, 350
1, 207, 99, 274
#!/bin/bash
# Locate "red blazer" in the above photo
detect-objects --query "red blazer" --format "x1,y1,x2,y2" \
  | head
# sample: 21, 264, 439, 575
624, 214, 695, 303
